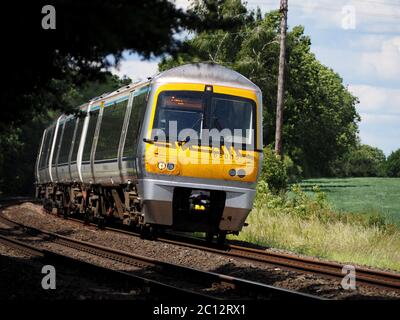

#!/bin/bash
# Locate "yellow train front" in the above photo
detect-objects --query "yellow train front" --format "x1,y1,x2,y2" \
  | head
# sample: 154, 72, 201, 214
35, 62, 263, 244
137, 63, 263, 242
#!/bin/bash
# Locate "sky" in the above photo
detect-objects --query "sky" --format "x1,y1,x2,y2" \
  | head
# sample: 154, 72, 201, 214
111, 0, 400, 156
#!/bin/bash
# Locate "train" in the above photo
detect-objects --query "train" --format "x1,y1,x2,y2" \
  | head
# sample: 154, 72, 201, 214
34, 63, 263, 244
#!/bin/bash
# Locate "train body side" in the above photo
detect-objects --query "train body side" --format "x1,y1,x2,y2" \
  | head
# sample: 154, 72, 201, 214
35, 83, 150, 187
34, 63, 263, 240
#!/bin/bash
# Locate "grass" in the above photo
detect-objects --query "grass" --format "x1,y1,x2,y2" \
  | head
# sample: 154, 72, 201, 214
298, 177, 400, 225
233, 180, 400, 272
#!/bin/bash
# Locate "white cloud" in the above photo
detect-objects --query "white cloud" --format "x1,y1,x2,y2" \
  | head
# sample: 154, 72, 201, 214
351, 0, 400, 31
165, 0, 400, 33
299, 0, 400, 30
358, 128, 400, 155
349, 85, 400, 155
359, 113, 400, 125
358, 115, 400, 155
349, 84, 400, 114
111, 59, 160, 81
349, 34, 390, 51
313, 36, 400, 82
311, 46, 359, 76
349, 84, 400, 155
360, 37, 400, 81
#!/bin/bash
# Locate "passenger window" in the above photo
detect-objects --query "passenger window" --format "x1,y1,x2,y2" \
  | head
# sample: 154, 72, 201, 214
43, 126, 55, 169
95, 98, 129, 161
38, 130, 50, 169
70, 117, 83, 164
123, 86, 148, 158
82, 109, 99, 162
58, 118, 76, 165
52, 122, 64, 167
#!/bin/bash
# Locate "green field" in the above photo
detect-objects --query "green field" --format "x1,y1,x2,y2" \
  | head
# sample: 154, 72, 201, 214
234, 178, 400, 271
298, 178, 400, 224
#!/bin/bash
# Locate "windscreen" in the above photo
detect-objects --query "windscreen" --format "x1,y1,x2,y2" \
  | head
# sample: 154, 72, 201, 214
152, 91, 204, 139
209, 94, 254, 145
152, 90, 256, 147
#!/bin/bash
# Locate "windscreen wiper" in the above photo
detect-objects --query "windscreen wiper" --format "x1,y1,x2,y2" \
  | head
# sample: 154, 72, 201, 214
177, 136, 190, 146
143, 135, 171, 144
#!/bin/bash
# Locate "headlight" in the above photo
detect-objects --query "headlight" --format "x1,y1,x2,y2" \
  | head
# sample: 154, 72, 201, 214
237, 169, 246, 178
167, 163, 175, 171
158, 162, 166, 170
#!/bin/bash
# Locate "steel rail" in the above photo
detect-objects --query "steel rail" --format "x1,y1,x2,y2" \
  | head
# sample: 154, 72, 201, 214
63, 213, 400, 291
61, 214, 400, 291
0, 207, 322, 300
9, 198, 400, 291
0, 233, 218, 300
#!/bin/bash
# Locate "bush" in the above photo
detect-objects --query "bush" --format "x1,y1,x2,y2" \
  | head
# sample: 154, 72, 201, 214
246, 182, 400, 271
335, 144, 386, 177
386, 149, 400, 177
260, 146, 288, 194
283, 154, 302, 183
239, 184, 400, 270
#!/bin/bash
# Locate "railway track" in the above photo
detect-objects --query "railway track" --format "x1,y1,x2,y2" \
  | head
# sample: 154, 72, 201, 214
155, 233, 400, 291
0, 233, 213, 300
0, 202, 322, 300
62, 214, 400, 291
4, 198, 400, 292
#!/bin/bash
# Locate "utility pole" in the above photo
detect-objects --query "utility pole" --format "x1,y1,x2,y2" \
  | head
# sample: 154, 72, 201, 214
275, 0, 288, 156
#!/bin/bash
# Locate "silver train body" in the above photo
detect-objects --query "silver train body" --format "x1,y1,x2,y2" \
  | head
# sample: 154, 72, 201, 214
35, 63, 263, 242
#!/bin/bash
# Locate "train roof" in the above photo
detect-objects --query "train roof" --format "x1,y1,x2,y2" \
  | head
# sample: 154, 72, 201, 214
57, 63, 259, 116
152, 62, 261, 93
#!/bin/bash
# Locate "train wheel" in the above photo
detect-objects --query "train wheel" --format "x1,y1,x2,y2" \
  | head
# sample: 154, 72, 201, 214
205, 232, 214, 243
139, 224, 148, 239
149, 226, 157, 240
97, 217, 106, 230
217, 231, 227, 245
140, 225, 157, 240
62, 207, 69, 219
83, 212, 90, 225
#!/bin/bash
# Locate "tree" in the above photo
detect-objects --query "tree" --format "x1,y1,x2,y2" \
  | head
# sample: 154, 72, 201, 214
1, 0, 243, 135
1, 0, 246, 195
386, 149, 400, 177
260, 146, 288, 194
159, 1, 360, 177
0, 73, 130, 196
345, 144, 386, 177
0, 113, 53, 196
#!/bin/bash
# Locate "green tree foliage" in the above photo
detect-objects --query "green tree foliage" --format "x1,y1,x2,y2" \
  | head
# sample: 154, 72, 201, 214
1, 0, 243, 135
386, 149, 400, 177
0, 114, 53, 196
283, 154, 303, 183
260, 146, 288, 194
347, 145, 386, 177
159, 1, 360, 177
333, 144, 386, 177
0, 73, 130, 196
2, 0, 243, 195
